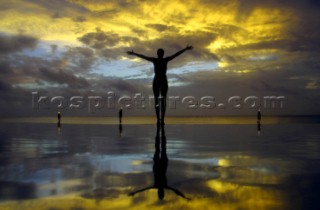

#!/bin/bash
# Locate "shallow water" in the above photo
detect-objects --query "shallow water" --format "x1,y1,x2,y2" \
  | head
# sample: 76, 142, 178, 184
0, 121, 319, 210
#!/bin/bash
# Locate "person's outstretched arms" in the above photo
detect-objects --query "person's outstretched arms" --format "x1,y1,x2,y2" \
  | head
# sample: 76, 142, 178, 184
127, 50, 154, 62
166, 45, 193, 61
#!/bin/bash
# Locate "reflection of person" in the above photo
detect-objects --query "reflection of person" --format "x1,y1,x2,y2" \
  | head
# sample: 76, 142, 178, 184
128, 125, 190, 200
127, 46, 193, 125
57, 111, 61, 134
257, 121, 261, 136
119, 123, 122, 137
57, 111, 61, 122
119, 108, 123, 123
57, 121, 61, 134
257, 109, 261, 136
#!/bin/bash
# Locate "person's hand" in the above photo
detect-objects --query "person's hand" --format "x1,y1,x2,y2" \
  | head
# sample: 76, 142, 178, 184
127, 50, 134, 55
186, 45, 193, 50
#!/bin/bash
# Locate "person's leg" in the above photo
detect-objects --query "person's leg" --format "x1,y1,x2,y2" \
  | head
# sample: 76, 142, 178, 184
153, 82, 160, 124
160, 83, 168, 125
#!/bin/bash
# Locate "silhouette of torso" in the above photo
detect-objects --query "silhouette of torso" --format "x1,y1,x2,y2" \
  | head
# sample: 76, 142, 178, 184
152, 58, 169, 75
152, 58, 169, 89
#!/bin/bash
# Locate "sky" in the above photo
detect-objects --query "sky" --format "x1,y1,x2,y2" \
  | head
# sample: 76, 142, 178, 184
0, 0, 320, 116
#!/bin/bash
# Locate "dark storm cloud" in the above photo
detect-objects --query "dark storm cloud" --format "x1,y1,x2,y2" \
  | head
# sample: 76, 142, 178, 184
26, 0, 90, 18
0, 86, 34, 116
0, 60, 11, 74
99, 48, 123, 60
78, 28, 121, 49
78, 28, 219, 64
50, 44, 58, 53
0, 44, 95, 89
189, 58, 318, 106
94, 76, 142, 93
0, 34, 145, 115
78, 28, 139, 49
0, 34, 38, 54
145, 24, 177, 32
39, 68, 90, 89
69, 0, 147, 12
73, 16, 87, 22
250, 81, 298, 95
231, 38, 320, 53
165, 69, 318, 115
0, 52, 145, 116
205, 23, 248, 43
64, 46, 97, 71
0, 80, 11, 91
122, 31, 219, 66
233, 0, 320, 22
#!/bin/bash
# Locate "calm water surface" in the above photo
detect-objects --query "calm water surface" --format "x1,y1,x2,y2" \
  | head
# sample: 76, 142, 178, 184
0, 121, 319, 210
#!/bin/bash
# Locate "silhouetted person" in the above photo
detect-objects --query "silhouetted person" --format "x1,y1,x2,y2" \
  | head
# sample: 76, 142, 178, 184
257, 109, 262, 135
257, 108, 261, 121
119, 108, 123, 123
127, 45, 193, 125
57, 111, 61, 123
128, 124, 190, 200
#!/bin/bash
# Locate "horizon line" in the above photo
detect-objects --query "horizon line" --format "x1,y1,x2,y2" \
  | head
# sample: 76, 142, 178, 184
1, 115, 319, 125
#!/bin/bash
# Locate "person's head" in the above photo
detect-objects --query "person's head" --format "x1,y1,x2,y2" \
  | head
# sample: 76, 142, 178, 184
157, 48, 164, 58
158, 188, 165, 200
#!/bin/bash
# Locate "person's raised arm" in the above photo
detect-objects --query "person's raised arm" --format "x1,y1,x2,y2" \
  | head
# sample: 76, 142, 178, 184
127, 50, 154, 62
166, 45, 193, 61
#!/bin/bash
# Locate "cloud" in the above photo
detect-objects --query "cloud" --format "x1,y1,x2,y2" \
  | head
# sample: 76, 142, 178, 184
63, 46, 97, 71
145, 24, 177, 32
77, 28, 219, 64
0, 43, 96, 89
78, 28, 140, 49
0, 33, 38, 54
78, 28, 121, 49
250, 81, 298, 95
230, 38, 320, 53
0, 59, 11, 74
94, 76, 143, 93
0, 80, 11, 91
39, 68, 90, 89
0, 0, 320, 116
66, 0, 146, 13
122, 30, 220, 67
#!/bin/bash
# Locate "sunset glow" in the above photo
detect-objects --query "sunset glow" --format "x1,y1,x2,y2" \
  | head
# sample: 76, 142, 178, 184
0, 0, 320, 116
